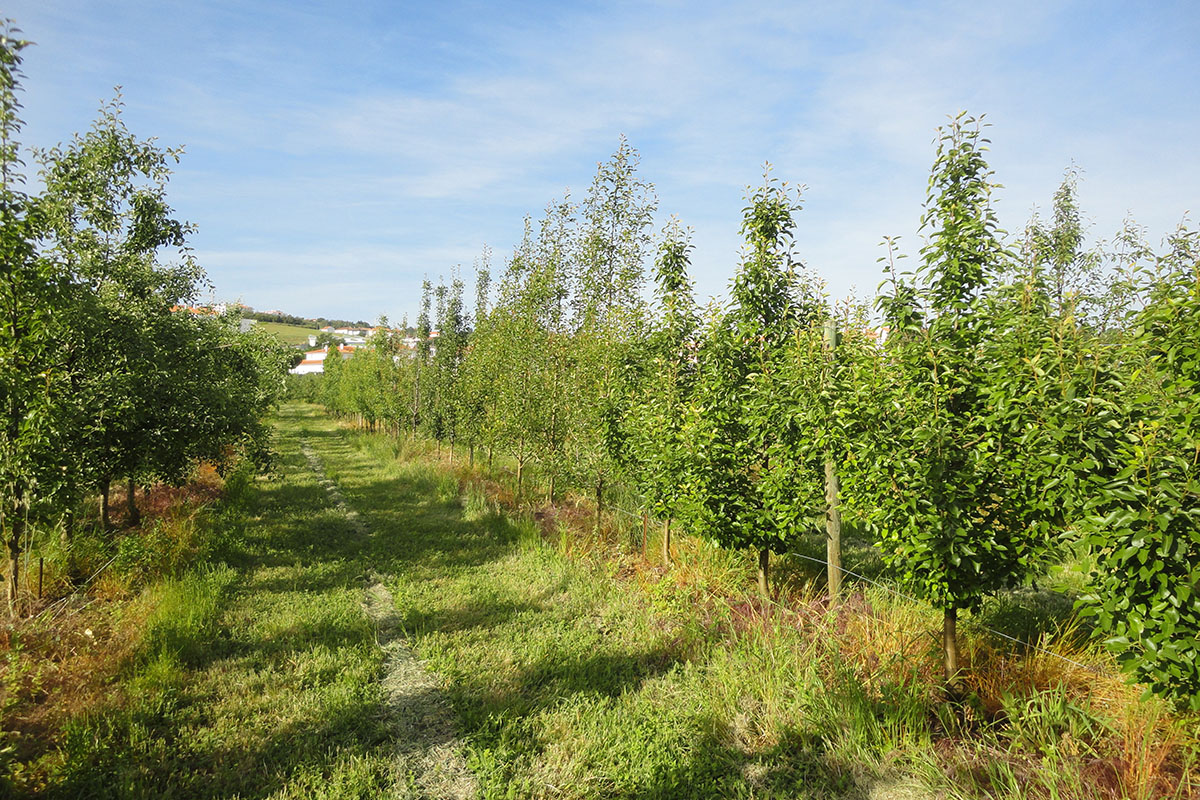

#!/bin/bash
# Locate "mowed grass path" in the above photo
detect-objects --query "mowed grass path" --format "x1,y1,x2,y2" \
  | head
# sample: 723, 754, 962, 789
301, 404, 893, 800
41, 403, 398, 798
43, 402, 923, 798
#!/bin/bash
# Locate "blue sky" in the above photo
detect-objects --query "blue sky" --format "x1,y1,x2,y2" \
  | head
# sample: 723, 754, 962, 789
8, 1, 1200, 322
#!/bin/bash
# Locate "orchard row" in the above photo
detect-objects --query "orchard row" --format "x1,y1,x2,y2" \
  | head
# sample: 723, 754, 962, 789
309, 121, 1199, 708
0, 30, 291, 613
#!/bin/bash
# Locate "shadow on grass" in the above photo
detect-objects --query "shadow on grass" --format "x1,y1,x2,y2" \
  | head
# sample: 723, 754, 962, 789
970, 586, 1094, 651
400, 597, 544, 636
45, 674, 395, 800
626, 726, 858, 800
513, 644, 686, 705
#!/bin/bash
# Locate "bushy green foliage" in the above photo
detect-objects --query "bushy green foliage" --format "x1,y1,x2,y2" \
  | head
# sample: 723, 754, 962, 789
843, 115, 1128, 682
682, 173, 821, 559
0, 23, 74, 609
308, 117, 1198, 708
1081, 224, 1200, 709
621, 219, 698, 523
0, 26, 290, 613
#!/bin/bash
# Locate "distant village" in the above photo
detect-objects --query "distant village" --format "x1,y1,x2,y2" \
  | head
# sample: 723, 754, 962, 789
172, 303, 442, 376
289, 326, 441, 375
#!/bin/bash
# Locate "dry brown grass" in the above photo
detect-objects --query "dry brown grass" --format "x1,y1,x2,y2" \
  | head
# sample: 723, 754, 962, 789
1, 590, 152, 772
0, 468, 231, 782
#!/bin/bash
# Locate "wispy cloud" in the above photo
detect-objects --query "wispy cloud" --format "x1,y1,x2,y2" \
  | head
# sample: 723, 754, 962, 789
8, 0, 1199, 318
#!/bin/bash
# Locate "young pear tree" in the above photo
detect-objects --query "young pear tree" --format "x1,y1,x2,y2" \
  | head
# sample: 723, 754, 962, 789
0, 26, 74, 613
1081, 224, 1200, 709
38, 93, 204, 529
622, 219, 698, 562
458, 256, 494, 466
853, 114, 1118, 688
684, 170, 821, 596
570, 141, 656, 519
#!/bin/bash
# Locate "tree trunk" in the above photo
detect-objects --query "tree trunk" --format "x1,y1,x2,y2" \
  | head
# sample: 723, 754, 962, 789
487, 446, 493, 471
61, 507, 78, 583
757, 548, 770, 598
6, 513, 23, 617
642, 512, 648, 557
100, 478, 112, 531
662, 517, 672, 564
822, 319, 843, 603
126, 478, 141, 527
548, 472, 556, 504
469, 444, 475, 467
61, 506, 74, 546
944, 607, 961, 690
516, 460, 524, 498
824, 459, 842, 602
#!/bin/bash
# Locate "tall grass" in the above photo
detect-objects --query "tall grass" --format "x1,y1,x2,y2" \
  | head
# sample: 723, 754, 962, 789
360, 418, 1200, 800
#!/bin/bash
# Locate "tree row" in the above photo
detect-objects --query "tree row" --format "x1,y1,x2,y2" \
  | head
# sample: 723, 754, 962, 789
0, 28, 292, 614
311, 120, 1198, 708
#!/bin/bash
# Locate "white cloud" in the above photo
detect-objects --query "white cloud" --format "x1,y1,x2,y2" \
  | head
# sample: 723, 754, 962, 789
12, 0, 1197, 318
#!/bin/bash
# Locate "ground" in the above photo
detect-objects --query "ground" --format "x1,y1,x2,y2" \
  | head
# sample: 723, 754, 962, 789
4, 402, 1195, 799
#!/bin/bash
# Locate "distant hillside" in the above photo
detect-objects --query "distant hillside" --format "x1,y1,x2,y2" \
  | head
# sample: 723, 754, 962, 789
253, 321, 318, 347
241, 309, 371, 329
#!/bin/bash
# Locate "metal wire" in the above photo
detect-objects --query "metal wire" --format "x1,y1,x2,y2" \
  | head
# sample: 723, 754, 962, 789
471, 450, 1105, 676
600, 497, 1103, 675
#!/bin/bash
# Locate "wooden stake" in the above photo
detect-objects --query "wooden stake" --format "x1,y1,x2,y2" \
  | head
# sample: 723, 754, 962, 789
944, 608, 961, 691
823, 319, 843, 603
662, 518, 672, 565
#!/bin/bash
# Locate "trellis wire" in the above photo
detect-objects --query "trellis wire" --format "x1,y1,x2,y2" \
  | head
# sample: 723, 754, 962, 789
474, 448, 1103, 677
597, 493, 1101, 675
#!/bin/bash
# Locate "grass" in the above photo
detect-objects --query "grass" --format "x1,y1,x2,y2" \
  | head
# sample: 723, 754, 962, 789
4, 402, 1198, 798
2, 407, 397, 798
252, 319, 319, 347
322, 414, 1199, 799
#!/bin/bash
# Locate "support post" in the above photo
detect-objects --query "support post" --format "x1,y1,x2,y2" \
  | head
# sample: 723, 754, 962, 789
823, 319, 843, 603
944, 607, 961, 693
594, 480, 603, 540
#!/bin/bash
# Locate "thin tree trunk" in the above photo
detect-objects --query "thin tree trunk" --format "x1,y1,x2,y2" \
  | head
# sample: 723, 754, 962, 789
516, 460, 524, 498
126, 478, 141, 527
548, 472, 556, 504
487, 446, 493, 471
100, 478, 112, 532
944, 608, 960, 690
662, 517, 672, 564
61, 507, 78, 582
6, 511, 23, 617
469, 444, 475, 467
642, 512, 648, 557
823, 319, 843, 602
824, 460, 842, 602
757, 548, 770, 598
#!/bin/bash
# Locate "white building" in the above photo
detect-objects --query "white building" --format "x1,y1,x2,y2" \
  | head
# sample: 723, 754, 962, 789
289, 344, 357, 375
